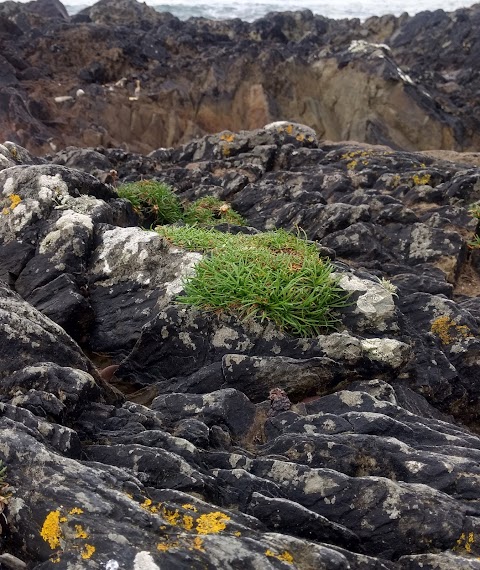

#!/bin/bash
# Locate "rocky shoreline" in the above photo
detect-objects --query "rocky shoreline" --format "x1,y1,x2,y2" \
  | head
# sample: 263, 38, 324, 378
1, 122, 480, 568
2, 0, 480, 154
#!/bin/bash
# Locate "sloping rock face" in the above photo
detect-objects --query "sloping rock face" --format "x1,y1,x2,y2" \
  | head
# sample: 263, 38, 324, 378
1, 0, 480, 153
1, 127, 480, 569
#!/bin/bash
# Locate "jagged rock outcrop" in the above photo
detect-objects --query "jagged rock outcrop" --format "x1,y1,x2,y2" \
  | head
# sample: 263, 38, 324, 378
1, 0, 480, 153
1, 126, 480, 568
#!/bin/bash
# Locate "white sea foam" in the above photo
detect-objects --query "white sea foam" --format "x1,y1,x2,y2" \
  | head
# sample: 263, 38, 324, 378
58, 0, 476, 20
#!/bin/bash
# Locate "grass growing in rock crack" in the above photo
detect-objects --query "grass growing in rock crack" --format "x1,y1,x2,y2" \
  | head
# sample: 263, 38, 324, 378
117, 181, 245, 228
117, 180, 184, 225
157, 225, 350, 337
183, 196, 245, 226
468, 204, 480, 248
0, 460, 8, 531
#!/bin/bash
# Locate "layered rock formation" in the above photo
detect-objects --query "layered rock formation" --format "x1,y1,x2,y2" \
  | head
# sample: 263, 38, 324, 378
1, 125, 480, 568
1, 0, 480, 153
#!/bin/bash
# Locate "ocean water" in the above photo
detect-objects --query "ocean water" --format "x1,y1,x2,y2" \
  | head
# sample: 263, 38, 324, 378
61, 0, 476, 20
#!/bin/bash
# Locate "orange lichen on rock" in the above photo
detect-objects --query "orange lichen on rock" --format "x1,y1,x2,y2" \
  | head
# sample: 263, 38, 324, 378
74, 524, 88, 539
196, 511, 230, 535
2, 194, 22, 215
265, 549, 294, 563
431, 315, 473, 344
69, 507, 84, 515
140, 497, 159, 513
80, 544, 96, 560
412, 173, 431, 186
454, 531, 475, 554
157, 539, 180, 552
40, 510, 63, 549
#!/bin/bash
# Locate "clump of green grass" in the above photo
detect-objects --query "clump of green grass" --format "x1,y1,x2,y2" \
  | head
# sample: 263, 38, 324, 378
468, 204, 480, 249
183, 196, 245, 226
157, 225, 350, 337
117, 181, 245, 229
117, 180, 184, 226
157, 224, 238, 251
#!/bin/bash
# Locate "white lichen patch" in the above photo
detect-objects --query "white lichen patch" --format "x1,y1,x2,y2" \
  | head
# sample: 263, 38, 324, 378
381, 482, 403, 519
39, 210, 93, 260
409, 224, 438, 260
0, 152, 14, 168
303, 424, 318, 435
338, 390, 364, 407
303, 470, 340, 496
336, 273, 396, 329
360, 338, 410, 369
404, 461, 427, 474
133, 551, 161, 570
212, 327, 239, 349
266, 460, 302, 488
1, 177, 15, 196
321, 419, 337, 432
223, 354, 248, 372
178, 331, 196, 350
38, 173, 69, 196
229, 454, 252, 470
318, 332, 363, 363
91, 227, 154, 279
163, 251, 202, 299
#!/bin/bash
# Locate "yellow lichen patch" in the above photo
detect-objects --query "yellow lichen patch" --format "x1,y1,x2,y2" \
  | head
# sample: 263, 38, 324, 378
192, 536, 205, 551
454, 531, 475, 554
234, 531, 242, 537
74, 525, 88, 539
220, 133, 235, 143
182, 503, 198, 512
347, 160, 358, 171
140, 498, 159, 513
221, 145, 231, 157
341, 150, 371, 161
295, 134, 305, 142
265, 549, 294, 563
196, 511, 230, 535
157, 540, 179, 552
9, 194, 21, 209
412, 173, 431, 186
59, 517, 67, 523
69, 507, 84, 515
182, 515, 194, 530
80, 544, 96, 560
2, 194, 22, 214
163, 508, 181, 526
40, 510, 63, 550
50, 554, 61, 564
431, 315, 474, 344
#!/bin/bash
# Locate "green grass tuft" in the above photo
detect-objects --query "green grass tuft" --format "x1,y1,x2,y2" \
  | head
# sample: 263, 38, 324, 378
117, 180, 184, 226
156, 224, 238, 251
183, 196, 245, 226
157, 226, 350, 337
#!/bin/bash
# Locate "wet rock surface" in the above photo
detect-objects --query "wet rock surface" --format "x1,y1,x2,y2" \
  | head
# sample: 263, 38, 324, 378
2, 0, 480, 153
1, 127, 480, 569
